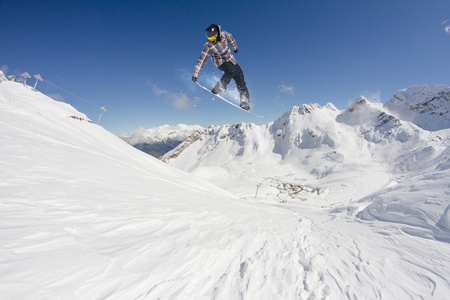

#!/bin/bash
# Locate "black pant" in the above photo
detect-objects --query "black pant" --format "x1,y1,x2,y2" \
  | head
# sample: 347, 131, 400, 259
214, 62, 249, 103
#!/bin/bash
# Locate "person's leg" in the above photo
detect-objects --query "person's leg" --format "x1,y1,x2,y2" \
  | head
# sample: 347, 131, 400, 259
212, 62, 234, 94
233, 64, 250, 110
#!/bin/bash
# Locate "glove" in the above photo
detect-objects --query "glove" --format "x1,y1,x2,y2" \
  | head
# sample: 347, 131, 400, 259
192, 76, 197, 82
234, 48, 238, 54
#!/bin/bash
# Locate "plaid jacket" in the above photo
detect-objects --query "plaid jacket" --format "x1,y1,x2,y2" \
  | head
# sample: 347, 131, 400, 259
192, 31, 238, 78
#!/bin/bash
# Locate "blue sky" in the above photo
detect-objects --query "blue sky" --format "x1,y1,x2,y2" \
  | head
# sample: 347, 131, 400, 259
1, 0, 449, 133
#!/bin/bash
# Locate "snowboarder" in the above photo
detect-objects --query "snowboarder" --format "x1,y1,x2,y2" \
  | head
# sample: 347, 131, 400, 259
192, 24, 250, 111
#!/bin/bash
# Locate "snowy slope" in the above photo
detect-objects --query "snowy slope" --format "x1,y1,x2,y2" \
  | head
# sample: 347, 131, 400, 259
1, 75, 450, 299
0, 77, 298, 299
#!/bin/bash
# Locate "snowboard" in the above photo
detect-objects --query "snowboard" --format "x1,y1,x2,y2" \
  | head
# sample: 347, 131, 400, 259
196, 82, 265, 118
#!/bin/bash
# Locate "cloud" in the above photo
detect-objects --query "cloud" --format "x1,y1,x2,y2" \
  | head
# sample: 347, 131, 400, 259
168, 93, 190, 109
151, 84, 191, 109
443, 20, 450, 35
152, 85, 168, 96
278, 84, 295, 95
1, 65, 9, 74
361, 89, 382, 103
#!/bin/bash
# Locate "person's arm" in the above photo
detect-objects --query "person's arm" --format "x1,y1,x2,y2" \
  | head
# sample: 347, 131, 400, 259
192, 43, 211, 80
226, 32, 238, 53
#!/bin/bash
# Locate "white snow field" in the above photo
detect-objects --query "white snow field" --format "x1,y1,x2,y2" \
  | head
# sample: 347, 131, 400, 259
1, 72, 450, 299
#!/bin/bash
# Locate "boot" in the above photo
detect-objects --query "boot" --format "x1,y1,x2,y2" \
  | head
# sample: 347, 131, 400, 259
240, 99, 250, 111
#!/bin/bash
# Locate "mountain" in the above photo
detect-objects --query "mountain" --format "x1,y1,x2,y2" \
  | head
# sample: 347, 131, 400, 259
163, 84, 450, 175
119, 124, 204, 158
384, 84, 450, 131
123, 84, 449, 159
162, 85, 450, 239
1, 74, 449, 299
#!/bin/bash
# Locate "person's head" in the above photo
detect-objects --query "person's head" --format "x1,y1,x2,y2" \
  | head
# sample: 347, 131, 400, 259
205, 24, 220, 42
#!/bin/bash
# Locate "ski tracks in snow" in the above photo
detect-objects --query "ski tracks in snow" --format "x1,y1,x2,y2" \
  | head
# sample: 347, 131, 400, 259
129, 213, 323, 300
295, 209, 450, 300
105, 204, 449, 300
216, 216, 326, 300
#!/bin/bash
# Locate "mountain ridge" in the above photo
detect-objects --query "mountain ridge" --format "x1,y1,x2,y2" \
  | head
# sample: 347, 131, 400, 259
384, 84, 450, 131
163, 85, 449, 172
161, 85, 450, 236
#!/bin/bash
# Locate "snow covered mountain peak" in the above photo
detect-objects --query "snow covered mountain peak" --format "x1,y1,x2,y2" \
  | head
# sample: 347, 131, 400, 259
279, 102, 338, 120
297, 103, 321, 114
338, 96, 400, 128
391, 84, 449, 106
336, 95, 428, 146
384, 84, 450, 131
274, 103, 340, 129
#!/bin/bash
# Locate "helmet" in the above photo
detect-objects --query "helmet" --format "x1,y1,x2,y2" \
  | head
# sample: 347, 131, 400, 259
205, 24, 221, 42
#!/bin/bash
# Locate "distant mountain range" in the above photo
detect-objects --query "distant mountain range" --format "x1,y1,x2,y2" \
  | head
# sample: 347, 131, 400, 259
157, 84, 450, 235
162, 86, 449, 177
119, 124, 204, 158
121, 85, 449, 161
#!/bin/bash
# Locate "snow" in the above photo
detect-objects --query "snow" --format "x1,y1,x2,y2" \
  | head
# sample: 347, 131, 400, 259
1, 73, 450, 299
438, 204, 450, 231
384, 84, 450, 131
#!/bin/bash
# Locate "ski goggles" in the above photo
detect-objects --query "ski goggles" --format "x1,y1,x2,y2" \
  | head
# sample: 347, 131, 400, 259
207, 34, 218, 41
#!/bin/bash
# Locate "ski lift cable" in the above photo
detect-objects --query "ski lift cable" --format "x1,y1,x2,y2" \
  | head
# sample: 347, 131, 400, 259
43, 79, 139, 128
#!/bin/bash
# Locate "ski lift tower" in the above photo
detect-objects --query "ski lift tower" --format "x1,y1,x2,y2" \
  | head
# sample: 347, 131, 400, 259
33, 74, 43, 89
22, 72, 30, 86
97, 106, 106, 124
